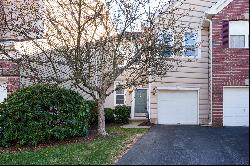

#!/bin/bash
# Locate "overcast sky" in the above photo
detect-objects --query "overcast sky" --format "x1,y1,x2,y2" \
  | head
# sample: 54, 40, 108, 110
108, 0, 170, 32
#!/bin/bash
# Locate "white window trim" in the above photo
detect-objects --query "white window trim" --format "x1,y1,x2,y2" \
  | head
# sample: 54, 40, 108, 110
0, 79, 8, 103
126, 44, 143, 69
114, 81, 126, 106
158, 30, 175, 45
117, 45, 127, 68
229, 21, 249, 48
182, 29, 202, 59
117, 43, 140, 68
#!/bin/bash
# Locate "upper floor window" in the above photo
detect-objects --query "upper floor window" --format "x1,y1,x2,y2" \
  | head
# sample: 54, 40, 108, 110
229, 21, 249, 48
158, 31, 174, 57
117, 46, 127, 67
184, 32, 199, 58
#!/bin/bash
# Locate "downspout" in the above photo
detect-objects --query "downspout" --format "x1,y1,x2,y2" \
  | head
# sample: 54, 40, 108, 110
205, 18, 213, 126
148, 79, 151, 120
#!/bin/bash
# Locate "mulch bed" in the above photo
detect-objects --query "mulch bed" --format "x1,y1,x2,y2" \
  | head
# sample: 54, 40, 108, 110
138, 121, 155, 127
0, 129, 100, 154
0, 124, 123, 154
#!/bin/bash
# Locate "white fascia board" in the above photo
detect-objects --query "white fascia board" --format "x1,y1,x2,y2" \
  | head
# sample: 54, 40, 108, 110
205, 0, 234, 15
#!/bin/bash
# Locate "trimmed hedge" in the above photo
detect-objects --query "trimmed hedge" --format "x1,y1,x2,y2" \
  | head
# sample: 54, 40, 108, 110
0, 84, 90, 147
105, 108, 115, 124
88, 102, 131, 125
86, 100, 98, 125
113, 105, 131, 124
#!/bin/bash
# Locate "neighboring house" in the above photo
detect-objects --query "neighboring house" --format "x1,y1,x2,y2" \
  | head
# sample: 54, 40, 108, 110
206, 0, 249, 126
108, 0, 249, 127
0, 44, 19, 103
0, 1, 20, 102
0, 0, 111, 101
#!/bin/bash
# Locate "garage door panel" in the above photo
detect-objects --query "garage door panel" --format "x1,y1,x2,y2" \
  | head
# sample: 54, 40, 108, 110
223, 117, 249, 127
158, 90, 198, 125
223, 87, 249, 127
224, 107, 249, 115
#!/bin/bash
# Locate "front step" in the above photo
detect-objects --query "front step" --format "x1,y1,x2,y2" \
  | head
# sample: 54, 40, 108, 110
129, 117, 148, 123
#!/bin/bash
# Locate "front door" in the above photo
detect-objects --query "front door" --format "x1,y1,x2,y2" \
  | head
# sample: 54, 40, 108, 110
134, 89, 148, 117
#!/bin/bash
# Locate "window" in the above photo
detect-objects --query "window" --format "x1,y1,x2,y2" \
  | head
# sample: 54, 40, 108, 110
158, 31, 174, 57
114, 83, 125, 105
117, 46, 127, 67
184, 32, 199, 57
229, 21, 249, 48
131, 44, 141, 65
117, 44, 141, 67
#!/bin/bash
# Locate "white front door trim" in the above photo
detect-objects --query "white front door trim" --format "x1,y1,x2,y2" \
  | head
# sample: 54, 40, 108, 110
131, 87, 149, 119
157, 87, 200, 125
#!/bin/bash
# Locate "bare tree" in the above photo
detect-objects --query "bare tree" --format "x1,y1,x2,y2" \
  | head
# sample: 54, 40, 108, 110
0, 0, 195, 136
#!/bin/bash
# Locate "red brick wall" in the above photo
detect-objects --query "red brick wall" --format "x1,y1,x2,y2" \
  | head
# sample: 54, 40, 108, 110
211, 0, 249, 126
0, 60, 20, 94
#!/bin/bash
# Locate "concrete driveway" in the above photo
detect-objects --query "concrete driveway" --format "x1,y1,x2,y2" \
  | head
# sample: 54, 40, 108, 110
117, 125, 249, 165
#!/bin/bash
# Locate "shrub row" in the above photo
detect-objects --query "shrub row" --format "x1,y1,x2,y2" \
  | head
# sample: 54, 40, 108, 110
0, 84, 131, 147
0, 84, 90, 147
88, 104, 131, 125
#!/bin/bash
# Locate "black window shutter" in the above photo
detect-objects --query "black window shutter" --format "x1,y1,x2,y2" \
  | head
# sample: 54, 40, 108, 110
222, 20, 229, 48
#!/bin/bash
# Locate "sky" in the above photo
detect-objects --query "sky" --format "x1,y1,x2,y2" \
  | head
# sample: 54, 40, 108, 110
108, 0, 170, 32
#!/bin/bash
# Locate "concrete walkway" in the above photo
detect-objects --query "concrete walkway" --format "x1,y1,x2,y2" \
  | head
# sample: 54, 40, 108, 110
117, 125, 249, 165
121, 121, 151, 129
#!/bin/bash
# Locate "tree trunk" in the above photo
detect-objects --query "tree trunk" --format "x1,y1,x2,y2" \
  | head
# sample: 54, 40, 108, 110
97, 99, 108, 136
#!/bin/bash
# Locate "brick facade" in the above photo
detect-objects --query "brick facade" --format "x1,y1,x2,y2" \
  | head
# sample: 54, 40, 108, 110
211, 0, 249, 126
0, 60, 20, 94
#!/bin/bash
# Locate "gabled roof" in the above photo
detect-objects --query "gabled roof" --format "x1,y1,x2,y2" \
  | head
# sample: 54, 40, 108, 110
205, 0, 233, 15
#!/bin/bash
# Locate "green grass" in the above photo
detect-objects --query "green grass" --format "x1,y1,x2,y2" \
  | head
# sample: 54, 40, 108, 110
0, 127, 147, 165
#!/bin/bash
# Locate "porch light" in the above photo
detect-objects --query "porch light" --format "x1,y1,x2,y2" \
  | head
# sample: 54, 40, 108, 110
127, 87, 134, 94
152, 87, 157, 95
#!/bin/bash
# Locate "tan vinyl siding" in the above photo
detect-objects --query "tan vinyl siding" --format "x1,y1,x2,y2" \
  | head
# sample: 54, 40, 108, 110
150, 29, 210, 124
150, 0, 218, 125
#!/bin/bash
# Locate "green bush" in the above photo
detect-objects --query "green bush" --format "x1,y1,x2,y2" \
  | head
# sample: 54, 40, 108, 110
0, 84, 90, 147
88, 105, 115, 125
87, 103, 131, 125
105, 108, 115, 124
86, 100, 98, 125
113, 106, 131, 124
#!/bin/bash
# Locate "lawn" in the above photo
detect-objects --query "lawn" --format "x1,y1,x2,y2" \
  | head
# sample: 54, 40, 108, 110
0, 127, 148, 165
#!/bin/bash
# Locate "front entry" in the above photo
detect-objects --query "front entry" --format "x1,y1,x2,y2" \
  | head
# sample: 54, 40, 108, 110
134, 89, 148, 117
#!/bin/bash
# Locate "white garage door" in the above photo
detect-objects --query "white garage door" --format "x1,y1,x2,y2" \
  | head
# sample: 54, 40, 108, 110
223, 87, 249, 126
158, 90, 198, 125
0, 84, 7, 103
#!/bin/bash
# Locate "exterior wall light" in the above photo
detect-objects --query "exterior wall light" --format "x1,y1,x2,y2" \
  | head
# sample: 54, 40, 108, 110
152, 87, 157, 95
127, 87, 134, 94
